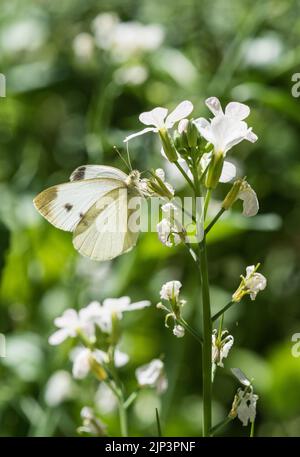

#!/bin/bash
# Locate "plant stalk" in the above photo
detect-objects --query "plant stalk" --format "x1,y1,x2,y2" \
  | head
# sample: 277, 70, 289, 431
118, 394, 128, 437
199, 238, 212, 437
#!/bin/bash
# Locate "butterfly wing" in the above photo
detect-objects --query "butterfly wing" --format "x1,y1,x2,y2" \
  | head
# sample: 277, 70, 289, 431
72, 187, 140, 261
33, 178, 125, 232
70, 165, 128, 182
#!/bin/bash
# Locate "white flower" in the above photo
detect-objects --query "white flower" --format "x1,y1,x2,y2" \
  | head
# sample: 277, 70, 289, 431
92, 13, 164, 62
72, 33, 94, 60
135, 359, 168, 394
79, 406, 106, 435
244, 265, 267, 300
194, 97, 257, 155
48, 307, 97, 345
160, 280, 182, 301
97, 297, 151, 332
212, 330, 234, 367
232, 265, 267, 302
71, 347, 129, 379
236, 388, 259, 426
124, 100, 193, 142
236, 181, 259, 217
173, 324, 185, 338
95, 383, 118, 414
91, 13, 120, 50
114, 65, 148, 86
44, 370, 74, 407
157, 219, 181, 248
72, 347, 92, 379
157, 202, 186, 248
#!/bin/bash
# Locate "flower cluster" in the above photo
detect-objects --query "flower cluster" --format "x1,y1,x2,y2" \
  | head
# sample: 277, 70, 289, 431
72, 13, 164, 88
42, 95, 267, 437
124, 97, 260, 249
48, 297, 167, 435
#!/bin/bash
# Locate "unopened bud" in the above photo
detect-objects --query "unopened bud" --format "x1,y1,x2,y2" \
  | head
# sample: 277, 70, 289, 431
159, 128, 178, 162
177, 119, 200, 149
222, 179, 244, 210
88, 354, 107, 381
205, 151, 224, 189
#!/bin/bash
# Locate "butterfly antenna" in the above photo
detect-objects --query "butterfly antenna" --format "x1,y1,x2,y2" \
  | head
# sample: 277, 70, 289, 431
113, 146, 131, 171
126, 142, 133, 171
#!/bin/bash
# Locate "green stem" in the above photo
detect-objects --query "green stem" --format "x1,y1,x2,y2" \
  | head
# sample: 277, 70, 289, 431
179, 317, 203, 344
204, 190, 212, 220
124, 391, 139, 409
155, 408, 162, 437
250, 419, 255, 437
199, 239, 212, 437
210, 416, 233, 436
211, 301, 234, 322
205, 208, 225, 234
174, 161, 196, 192
118, 394, 128, 437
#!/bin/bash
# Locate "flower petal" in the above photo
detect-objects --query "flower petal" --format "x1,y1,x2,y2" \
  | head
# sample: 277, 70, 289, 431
194, 117, 214, 144
246, 265, 256, 278
205, 97, 223, 116
231, 368, 251, 386
139, 107, 168, 128
54, 309, 78, 329
72, 348, 91, 379
225, 102, 250, 120
238, 185, 259, 217
219, 161, 236, 183
245, 128, 258, 143
48, 329, 70, 345
114, 349, 129, 367
124, 127, 156, 142
126, 300, 151, 311
165, 100, 193, 128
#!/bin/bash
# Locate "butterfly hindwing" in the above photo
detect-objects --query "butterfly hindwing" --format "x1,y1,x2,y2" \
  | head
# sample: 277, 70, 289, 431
72, 187, 140, 261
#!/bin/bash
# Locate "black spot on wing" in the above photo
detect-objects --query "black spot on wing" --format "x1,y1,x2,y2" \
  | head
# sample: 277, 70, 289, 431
71, 166, 86, 181
64, 203, 73, 211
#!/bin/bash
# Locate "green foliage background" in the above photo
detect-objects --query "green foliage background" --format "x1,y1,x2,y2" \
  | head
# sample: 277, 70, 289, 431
0, 0, 300, 437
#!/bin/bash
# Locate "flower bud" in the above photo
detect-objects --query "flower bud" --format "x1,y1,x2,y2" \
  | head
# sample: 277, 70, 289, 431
186, 121, 199, 148
177, 119, 200, 149
88, 353, 107, 381
205, 151, 224, 189
222, 179, 244, 210
110, 312, 122, 346
159, 128, 178, 162
148, 169, 175, 199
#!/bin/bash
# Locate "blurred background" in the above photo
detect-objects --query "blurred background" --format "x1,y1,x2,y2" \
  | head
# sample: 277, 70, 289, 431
0, 0, 300, 437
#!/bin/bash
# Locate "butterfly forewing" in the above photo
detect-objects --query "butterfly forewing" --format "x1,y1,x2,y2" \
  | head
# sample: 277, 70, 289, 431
70, 165, 128, 182
33, 178, 125, 232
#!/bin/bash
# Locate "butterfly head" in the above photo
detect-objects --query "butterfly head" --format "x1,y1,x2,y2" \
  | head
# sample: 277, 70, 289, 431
125, 170, 141, 188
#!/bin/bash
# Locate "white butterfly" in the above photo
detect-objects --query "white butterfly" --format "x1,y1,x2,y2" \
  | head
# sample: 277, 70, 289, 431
33, 165, 144, 261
